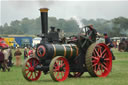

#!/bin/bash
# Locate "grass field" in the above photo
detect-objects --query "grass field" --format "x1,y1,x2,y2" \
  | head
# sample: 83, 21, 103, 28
0, 49, 128, 85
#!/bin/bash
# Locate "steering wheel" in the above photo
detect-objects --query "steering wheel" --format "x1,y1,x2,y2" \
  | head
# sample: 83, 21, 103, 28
78, 26, 93, 48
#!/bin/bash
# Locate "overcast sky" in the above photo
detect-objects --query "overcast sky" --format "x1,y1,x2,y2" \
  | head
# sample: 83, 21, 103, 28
0, 0, 128, 26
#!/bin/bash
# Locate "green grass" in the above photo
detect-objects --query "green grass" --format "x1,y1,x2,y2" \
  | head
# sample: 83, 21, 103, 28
0, 49, 128, 85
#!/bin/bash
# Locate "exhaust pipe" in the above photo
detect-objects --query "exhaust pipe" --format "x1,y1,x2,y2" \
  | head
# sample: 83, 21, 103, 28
39, 8, 49, 35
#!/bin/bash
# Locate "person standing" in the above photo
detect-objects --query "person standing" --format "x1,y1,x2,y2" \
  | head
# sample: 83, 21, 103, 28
14, 48, 22, 66
86, 24, 101, 42
8, 48, 13, 67
104, 32, 115, 60
0, 49, 5, 71
2, 49, 10, 71
24, 47, 28, 59
28, 48, 33, 57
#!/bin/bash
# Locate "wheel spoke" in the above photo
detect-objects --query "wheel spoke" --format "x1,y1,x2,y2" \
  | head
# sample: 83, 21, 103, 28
104, 58, 110, 61
98, 64, 102, 74
60, 60, 62, 66
92, 56, 99, 60
32, 72, 33, 80
61, 63, 65, 67
25, 69, 29, 71
34, 72, 36, 78
26, 71, 29, 76
94, 48, 100, 57
92, 60, 97, 63
96, 64, 100, 72
61, 72, 64, 77
56, 72, 60, 79
103, 62, 107, 66
92, 62, 98, 67
93, 50, 97, 57
33, 60, 36, 66
28, 72, 32, 79
102, 49, 106, 55
28, 61, 32, 67
98, 47, 102, 57
33, 62, 38, 67
100, 64, 104, 74
102, 53, 107, 58
26, 64, 29, 67
56, 61, 59, 67
101, 64, 108, 71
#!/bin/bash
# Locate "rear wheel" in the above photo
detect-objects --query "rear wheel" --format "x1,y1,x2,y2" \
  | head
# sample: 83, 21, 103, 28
49, 56, 69, 82
86, 43, 112, 77
22, 57, 41, 81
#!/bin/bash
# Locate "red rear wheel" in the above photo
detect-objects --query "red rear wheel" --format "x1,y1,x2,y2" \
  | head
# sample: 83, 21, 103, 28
22, 57, 41, 81
86, 43, 112, 77
49, 56, 69, 82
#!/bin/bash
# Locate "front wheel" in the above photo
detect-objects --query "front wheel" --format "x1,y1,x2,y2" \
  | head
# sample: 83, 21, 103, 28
22, 57, 41, 81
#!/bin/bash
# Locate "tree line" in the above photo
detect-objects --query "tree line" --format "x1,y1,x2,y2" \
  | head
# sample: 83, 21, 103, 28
0, 16, 128, 37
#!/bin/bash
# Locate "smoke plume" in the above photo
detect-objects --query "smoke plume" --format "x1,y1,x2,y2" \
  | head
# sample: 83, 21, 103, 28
72, 16, 84, 28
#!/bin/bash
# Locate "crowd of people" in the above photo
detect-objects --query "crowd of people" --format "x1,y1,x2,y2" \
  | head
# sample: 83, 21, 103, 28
0, 47, 36, 72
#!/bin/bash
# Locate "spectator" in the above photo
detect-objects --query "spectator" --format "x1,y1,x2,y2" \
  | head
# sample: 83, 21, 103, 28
28, 48, 33, 57
24, 47, 28, 59
8, 48, 13, 67
2, 49, 10, 71
14, 48, 22, 66
104, 32, 115, 60
0, 49, 5, 71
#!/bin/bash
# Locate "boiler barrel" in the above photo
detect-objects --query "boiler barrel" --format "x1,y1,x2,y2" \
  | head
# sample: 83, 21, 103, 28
36, 44, 79, 60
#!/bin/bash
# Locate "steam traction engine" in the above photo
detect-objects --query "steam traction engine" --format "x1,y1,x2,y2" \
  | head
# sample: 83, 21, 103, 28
22, 8, 112, 82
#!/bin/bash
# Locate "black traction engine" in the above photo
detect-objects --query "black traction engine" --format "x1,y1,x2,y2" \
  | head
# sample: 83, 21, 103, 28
22, 8, 112, 82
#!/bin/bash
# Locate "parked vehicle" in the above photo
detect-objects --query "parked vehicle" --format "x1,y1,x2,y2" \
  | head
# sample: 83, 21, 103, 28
0, 37, 8, 49
14, 37, 32, 48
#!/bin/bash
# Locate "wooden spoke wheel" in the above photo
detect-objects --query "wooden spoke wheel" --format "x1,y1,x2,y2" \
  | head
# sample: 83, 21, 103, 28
68, 72, 84, 78
49, 56, 69, 82
22, 57, 41, 81
86, 43, 112, 77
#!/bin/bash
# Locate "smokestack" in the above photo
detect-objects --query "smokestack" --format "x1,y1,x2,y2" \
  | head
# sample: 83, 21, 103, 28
39, 8, 49, 35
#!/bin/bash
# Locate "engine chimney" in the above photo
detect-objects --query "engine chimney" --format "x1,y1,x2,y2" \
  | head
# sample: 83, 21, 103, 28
39, 8, 49, 35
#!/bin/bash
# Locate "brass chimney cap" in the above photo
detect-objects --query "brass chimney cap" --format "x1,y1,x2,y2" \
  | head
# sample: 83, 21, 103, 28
39, 8, 49, 12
